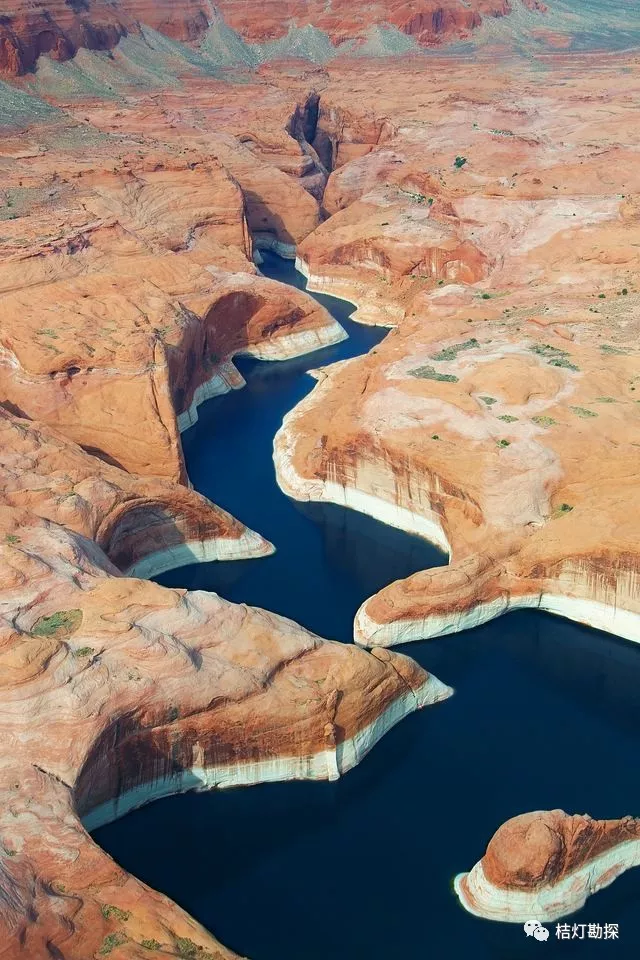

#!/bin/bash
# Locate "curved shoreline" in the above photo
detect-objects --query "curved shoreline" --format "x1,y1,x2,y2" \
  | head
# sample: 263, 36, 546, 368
123, 527, 275, 579
82, 672, 451, 831
454, 839, 640, 923
177, 326, 347, 434
354, 589, 640, 648
295, 256, 402, 328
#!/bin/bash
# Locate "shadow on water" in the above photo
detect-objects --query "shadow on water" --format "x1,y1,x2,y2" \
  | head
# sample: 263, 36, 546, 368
95, 252, 640, 958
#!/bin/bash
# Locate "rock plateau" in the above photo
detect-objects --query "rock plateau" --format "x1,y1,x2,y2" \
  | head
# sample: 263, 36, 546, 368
0, 0, 639, 954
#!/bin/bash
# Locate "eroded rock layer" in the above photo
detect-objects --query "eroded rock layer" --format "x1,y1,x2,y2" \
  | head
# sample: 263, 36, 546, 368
455, 810, 640, 922
0, 84, 340, 481
0, 505, 450, 958
275, 55, 640, 649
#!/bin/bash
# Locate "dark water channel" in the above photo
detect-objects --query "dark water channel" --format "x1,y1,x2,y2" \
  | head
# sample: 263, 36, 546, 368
95, 253, 639, 958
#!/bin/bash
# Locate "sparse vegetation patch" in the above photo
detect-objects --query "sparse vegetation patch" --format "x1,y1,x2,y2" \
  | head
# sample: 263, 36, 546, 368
101, 904, 131, 922
31, 609, 83, 639
431, 338, 479, 362
99, 933, 128, 955
408, 365, 459, 383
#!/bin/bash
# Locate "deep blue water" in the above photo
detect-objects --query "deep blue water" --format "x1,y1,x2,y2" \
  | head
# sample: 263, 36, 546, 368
95, 253, 639, 958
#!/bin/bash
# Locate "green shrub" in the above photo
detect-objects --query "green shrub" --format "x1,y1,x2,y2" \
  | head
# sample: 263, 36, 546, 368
600, 344, 628, 355
141, 940, 162, 951
532, 415, 557, 427
570, 406, 597, 419
174, 938, 215, 959
497, 439, 510, 447
454, 156, 467, 169
5, 534, 20, 545
548, 357, 579, 371
431, 338, 479, 362
101, 905, 130, 922
408, 365, 459, 383
31, 609, 83, 638
480, 396, 497, 405
498, 415, 518, 423
99, 933, 127, 955
529, 343, 568, 359
74, 646, 95, 658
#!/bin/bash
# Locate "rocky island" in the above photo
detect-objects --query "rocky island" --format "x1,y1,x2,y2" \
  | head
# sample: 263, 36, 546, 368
0, 0, 639, 956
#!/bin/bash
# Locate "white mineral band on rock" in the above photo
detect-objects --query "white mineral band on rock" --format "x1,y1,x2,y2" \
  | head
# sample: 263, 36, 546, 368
354, 592, 640, 647
295, 256, 401, 327
123, 528, 274, 579
454, 838, 640, 923
177, 320, 347, 433
81, 672, 451, 832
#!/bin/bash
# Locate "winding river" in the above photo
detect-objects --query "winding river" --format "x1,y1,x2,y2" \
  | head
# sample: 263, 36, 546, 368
95, 253, 640, 959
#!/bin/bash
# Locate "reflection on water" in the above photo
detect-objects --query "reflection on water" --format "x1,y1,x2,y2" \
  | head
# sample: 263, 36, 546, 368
95, 253, 640, 959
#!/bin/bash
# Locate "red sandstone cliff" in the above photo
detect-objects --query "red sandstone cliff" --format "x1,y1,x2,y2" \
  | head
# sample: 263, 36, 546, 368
0, 0, 132, 75
213, 0, 542, 45
0, 0, 549, 75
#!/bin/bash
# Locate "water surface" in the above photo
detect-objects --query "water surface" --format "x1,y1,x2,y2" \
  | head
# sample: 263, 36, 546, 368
95, 253, 639, 958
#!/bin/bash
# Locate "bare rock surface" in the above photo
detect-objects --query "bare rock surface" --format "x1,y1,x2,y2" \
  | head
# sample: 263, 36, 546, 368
455, 810, 640, 921
276, 55, 640, 649
0, 506, 450, 958
0, 50, 455, 958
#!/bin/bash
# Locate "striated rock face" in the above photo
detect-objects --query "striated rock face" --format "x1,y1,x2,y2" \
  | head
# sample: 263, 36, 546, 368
0, 0, 133, 75
0, 0, 216, 75
0, 0, 547, 76
118, 0, 210, 41
0, 407, 274, 577
213, 0, 543, 46
275, 55, 640, 649
0, 139, 339, 481
455, 810, 640, 922
0, 507, 451, 958
0, 62, 455, 957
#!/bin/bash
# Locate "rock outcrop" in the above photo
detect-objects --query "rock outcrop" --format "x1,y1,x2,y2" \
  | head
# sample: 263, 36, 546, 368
275, 54, 640, 650
213, 0, 543, 46
0, 138, 341, 482
0, 506, 451, 958
0, 0, 132, 76
455, 810, 640, 922
0, 407, 273, 577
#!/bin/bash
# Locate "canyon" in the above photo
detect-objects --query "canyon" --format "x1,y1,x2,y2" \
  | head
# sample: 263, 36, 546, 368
0, 0, 639, 957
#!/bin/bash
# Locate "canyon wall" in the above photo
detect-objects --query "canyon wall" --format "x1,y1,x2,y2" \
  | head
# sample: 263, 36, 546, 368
275, 57, 640, 649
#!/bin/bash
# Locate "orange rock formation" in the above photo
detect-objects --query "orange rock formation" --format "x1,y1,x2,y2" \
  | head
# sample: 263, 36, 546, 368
275, 55, 640, 649
0, 39, 460, 958
1, 1, 639, 952
455, 810, 640, 921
